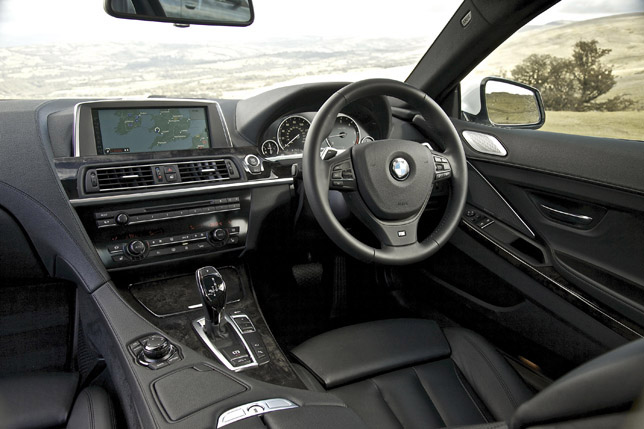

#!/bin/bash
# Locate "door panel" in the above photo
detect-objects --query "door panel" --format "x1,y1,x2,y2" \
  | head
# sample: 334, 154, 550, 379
451, 119, 644, 336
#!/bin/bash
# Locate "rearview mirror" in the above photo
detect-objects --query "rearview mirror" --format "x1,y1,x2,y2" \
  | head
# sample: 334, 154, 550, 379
105, 0, 254, 27
462, 77, 545, 129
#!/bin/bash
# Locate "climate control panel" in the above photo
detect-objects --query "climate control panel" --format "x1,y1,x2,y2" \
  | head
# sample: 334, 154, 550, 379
79, 191, 251, 269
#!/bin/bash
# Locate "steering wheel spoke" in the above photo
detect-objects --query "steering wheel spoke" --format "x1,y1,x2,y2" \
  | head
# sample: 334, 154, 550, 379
371, 217, 420, 247
327, 150, 357, 192
431, 150, 452, 182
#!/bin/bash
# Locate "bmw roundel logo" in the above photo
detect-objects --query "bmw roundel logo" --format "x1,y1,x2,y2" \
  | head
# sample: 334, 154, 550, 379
390, 158, 410, 181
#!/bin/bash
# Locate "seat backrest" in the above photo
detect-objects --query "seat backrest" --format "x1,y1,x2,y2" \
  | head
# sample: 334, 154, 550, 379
510, 338, 644, 428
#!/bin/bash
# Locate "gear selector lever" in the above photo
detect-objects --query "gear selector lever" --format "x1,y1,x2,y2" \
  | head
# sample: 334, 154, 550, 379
195, 266, 227, 335
193, 266, 270, 371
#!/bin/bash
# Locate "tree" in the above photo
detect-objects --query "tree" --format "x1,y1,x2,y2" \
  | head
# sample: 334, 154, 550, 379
511, 39, 633, 111
570, 40, 614, 108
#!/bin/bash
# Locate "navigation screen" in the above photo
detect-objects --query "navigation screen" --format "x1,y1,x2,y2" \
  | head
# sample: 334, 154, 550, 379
93, 107, 211, 154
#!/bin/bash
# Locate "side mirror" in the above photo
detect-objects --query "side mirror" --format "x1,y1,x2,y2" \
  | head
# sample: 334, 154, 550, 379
105, 0, 254, 27
462, 77, 545, 129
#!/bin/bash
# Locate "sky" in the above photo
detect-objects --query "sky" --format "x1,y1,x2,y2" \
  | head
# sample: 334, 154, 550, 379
2, 0, 641, 48
0, 0, 460, 47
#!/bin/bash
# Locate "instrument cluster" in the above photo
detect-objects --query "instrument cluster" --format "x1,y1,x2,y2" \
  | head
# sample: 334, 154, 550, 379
259, 112, 375, 158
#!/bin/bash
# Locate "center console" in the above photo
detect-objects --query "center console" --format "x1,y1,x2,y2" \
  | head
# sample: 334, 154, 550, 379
61, 98, 350, 428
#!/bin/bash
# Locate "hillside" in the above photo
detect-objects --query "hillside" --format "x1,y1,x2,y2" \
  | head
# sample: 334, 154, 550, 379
467, 13, 644, 107
0, 37, 427, 99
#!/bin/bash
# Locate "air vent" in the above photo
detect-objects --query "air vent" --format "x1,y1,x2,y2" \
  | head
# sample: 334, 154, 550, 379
95, 165, 155, 191
83, 159, 240, 194
177, 160, 230, 183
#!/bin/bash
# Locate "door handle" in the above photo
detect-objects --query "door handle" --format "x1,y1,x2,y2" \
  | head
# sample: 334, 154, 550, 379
540, 204, 593, 226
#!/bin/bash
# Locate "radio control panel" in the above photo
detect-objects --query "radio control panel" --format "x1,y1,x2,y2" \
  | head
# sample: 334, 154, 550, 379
78, 191, 251, 269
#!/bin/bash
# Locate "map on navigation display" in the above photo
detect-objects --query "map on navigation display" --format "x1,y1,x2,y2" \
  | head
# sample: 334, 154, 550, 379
96, 107, 211, 154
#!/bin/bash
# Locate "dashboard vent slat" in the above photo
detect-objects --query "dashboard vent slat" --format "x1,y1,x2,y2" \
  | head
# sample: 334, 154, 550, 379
178, 160, 230, 183
96, 166, 155, 191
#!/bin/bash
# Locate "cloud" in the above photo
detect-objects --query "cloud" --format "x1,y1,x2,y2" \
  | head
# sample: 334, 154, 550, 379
557, 0, 644, 15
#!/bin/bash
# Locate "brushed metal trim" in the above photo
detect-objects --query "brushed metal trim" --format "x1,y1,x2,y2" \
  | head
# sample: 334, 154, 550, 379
70, 177, 293, 206
192, 314, 258, 372
541, 204, 593, 223
462, 130, 508, 157
218, 399, 297, 427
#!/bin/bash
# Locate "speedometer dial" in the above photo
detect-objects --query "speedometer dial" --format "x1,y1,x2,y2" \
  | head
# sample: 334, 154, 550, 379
326, 114, 360, 150
277, 115, 310, 154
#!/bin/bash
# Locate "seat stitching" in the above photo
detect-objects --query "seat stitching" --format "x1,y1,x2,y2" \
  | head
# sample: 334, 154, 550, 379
411, 366, 447, 428
369, 378, 404, 429
108, 392, 117, 429
85, 389, 95, 429
452, 366, 490, 423
460, 332, 518, 408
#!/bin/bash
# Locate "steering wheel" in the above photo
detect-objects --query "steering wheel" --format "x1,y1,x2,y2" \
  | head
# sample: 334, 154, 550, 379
302, 79, 467, 265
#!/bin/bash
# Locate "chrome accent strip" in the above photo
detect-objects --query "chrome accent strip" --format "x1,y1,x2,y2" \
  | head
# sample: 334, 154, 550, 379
462, 130, 508, 157
265, 153, 303, 161
148, 236, 206, 247
193, 313, 258, 372
467, 161, 536, 238
421, 142, 434, 150
70, 177, 293, 206
464, 222, 642, 338
98, 177, 229, 193
541, 204, 593, 223
121, 175, 139, 179
73, 98, 232, 157
218, 399, 297, 428
73, 101, 82, 158
213, 100, 233, 148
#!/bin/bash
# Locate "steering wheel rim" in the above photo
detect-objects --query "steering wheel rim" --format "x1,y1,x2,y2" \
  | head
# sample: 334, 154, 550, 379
302, 78, 467, 265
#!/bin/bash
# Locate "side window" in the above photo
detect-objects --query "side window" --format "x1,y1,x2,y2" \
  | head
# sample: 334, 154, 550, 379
461, 1, 643, 142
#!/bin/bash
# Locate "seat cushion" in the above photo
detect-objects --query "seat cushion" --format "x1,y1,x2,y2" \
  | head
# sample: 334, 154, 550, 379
0, 372, 115, 429
67, 385, 115, 429
0, 372, 79, 428
291, 319, 451, 389
292, 319, 533, 429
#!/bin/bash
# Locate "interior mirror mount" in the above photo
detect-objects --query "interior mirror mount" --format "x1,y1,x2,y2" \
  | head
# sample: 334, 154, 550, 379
105, 0, 254, 27
462, 77, 545, 130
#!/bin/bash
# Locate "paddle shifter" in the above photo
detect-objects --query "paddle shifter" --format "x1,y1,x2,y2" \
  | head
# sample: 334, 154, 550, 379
195, 266, 227, 336
193, 266, 270, 371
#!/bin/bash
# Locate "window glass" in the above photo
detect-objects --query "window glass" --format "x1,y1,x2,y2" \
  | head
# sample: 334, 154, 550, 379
0, 0, 461, 99
461, 0, 644, 141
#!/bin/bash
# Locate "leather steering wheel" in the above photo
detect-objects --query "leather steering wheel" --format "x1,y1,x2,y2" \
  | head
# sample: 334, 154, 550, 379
302, 79, 467, 265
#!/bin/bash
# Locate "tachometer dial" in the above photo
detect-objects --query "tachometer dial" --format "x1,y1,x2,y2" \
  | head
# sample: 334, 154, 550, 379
261, 140, 280, 156
325, 114, 360, 150
277, 115, 310, 154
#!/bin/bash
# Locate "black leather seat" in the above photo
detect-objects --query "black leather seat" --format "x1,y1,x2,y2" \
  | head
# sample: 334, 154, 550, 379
0, 372, 115, 429
292, 319, 644, 429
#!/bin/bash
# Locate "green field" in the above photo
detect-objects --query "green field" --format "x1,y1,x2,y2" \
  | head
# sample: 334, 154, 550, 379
541, 111, 643, 141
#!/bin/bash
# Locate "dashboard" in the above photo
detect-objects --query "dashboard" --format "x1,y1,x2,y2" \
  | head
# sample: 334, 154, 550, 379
0, 82, 431, 279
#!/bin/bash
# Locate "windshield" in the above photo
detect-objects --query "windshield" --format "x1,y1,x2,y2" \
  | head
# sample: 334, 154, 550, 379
0, 0, 461, 99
